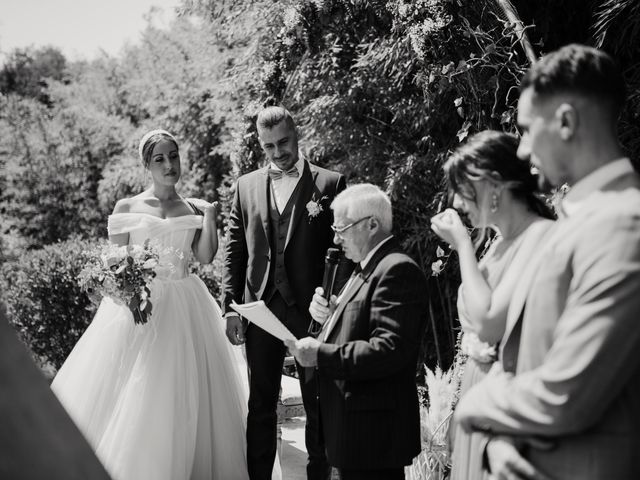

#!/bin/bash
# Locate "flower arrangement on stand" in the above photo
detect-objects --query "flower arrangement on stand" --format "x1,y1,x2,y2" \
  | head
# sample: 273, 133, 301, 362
406, 334, 467, 480
77, 241, 165, 325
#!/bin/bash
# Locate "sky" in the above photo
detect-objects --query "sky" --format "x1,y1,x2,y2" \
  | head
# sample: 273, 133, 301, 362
0, 0, 182, 63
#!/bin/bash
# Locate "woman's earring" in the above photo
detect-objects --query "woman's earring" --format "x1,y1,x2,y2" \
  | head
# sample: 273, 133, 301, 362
490, 192, 499, 213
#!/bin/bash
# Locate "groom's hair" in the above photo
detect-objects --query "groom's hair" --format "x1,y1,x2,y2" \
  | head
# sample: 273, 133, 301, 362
256, 105, 297, 131
521, 43, 626, 117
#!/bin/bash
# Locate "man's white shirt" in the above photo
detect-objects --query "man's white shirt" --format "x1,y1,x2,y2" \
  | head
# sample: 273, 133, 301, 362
269, 157, 305, 213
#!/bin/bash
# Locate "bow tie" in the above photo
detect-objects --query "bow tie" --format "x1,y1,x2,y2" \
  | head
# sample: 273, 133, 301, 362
268, 166, 299, 180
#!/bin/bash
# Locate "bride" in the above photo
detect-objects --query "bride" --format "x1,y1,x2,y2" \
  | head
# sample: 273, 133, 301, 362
52, 129, 279, 480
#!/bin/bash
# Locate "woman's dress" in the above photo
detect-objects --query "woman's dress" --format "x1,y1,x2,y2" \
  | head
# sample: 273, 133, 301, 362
450, 219, 553, 480
51, 213, 251, 480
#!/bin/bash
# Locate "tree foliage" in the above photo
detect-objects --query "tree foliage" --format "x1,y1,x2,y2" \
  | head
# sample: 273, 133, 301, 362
2, 0, 640, 369
0, 46, 69, 105
197, 0, 534, 366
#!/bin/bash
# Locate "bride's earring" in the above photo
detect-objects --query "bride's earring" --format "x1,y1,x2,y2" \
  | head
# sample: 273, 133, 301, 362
490, 192, 499, 213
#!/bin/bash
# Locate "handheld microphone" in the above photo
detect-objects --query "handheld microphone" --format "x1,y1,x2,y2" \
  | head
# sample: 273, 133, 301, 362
322, 248, 341, 299
308, 248, 341, 337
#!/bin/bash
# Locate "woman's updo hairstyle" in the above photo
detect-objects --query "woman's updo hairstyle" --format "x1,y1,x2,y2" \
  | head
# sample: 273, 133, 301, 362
138, 129, 179, 169
444, 130, 554, 220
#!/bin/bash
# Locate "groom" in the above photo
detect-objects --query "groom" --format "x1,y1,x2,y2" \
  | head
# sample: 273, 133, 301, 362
222, 104, 347, 480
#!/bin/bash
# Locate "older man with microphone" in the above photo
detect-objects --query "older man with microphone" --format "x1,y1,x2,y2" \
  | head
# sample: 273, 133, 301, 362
286, 183, 429, 480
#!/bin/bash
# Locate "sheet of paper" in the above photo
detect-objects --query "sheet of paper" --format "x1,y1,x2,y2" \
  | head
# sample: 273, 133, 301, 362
230, 300, 297, 341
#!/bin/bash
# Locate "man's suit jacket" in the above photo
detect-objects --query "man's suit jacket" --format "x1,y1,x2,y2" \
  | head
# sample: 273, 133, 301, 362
315, 238, 427, 470
455, 169, 640, 479
222, 160, 346, 333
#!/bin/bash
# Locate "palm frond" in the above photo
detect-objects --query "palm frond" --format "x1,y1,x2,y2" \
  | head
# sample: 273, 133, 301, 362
593, 0, 640, 57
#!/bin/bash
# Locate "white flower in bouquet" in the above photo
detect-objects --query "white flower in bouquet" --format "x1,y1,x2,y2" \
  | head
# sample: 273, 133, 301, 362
78, 240, 169, 325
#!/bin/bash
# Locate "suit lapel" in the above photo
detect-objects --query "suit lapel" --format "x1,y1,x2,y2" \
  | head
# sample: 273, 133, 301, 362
324, 239, 398, 341
324, 273, 366, 340
503, 221, 561, 343
257, 166, 271, 242
285, 161, 317, 249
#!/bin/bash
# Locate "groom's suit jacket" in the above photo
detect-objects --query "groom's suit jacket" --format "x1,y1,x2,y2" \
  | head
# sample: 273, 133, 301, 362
222, 160, 346, 335
455, 166, 640, 479
315, 238, 428, 470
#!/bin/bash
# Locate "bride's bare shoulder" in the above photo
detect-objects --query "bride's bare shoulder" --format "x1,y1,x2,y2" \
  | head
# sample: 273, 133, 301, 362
112, 193, 151, 214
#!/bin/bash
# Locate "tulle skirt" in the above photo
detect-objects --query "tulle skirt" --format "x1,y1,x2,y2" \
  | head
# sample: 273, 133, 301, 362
51, 275, 250, 480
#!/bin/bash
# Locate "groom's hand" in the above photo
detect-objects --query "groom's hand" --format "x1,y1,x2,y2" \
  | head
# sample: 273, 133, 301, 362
225, 313, 246, 345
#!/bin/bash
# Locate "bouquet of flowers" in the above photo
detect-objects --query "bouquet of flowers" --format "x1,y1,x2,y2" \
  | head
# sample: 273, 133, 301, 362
77, 241, 161, 325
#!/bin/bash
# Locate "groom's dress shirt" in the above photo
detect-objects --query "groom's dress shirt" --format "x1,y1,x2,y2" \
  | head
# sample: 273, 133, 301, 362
269, 157, 304, 213
561, 158, 633, 217
321, 235, 393, 342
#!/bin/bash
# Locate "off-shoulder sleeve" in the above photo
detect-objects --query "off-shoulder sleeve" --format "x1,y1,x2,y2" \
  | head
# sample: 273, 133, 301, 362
107, 213, 203, 237
107, 213, 149, 236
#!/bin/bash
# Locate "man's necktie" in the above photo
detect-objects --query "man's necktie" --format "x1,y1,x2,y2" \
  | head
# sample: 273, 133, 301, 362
268, 166, 299, 180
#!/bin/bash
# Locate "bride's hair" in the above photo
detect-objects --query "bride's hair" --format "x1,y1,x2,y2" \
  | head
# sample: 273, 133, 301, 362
140, 131, 179, 168
444, 130, 554, 246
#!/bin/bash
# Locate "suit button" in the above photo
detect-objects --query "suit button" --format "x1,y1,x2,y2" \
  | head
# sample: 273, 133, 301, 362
278, 250, 283, 254
276, 279, 281, 284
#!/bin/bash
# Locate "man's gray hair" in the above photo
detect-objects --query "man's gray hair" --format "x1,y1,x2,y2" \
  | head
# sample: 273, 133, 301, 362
331, 183, 393, 232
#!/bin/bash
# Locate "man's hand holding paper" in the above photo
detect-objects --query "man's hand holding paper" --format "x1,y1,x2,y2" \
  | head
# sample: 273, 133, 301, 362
230, 301, 297, 342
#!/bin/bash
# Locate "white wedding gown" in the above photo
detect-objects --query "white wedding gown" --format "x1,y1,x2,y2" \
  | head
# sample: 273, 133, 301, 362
52, 213, 280, 480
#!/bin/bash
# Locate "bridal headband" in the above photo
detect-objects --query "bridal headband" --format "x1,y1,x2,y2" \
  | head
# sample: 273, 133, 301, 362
138, 129, 177, 163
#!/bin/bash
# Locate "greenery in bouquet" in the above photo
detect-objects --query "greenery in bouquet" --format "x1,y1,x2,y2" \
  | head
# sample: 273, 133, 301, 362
77, 241, 162, 325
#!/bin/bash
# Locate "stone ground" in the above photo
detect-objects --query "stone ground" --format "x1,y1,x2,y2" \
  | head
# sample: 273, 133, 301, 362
280, 415, 307, 479
278, 374, 340, 480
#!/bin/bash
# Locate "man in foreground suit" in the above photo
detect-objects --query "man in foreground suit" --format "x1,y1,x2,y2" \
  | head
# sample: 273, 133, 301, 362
286, 184, 428, 480
222, 104, 346, 480
455, 44, 640, 479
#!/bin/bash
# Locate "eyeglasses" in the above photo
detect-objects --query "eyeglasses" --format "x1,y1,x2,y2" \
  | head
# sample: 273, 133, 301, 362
331, 216, 372, 237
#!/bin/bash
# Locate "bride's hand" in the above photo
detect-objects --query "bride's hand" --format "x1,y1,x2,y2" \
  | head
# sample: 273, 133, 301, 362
188, 198, 218, 220
430, 208, 471, 251
202, 201, 219, 220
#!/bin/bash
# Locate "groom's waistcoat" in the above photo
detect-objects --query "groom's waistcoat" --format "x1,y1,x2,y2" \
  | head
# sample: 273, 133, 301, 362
262, 178, 302, 306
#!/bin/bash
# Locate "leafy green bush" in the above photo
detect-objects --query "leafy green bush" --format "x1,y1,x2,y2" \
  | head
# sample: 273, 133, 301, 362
1, 237, 97, 369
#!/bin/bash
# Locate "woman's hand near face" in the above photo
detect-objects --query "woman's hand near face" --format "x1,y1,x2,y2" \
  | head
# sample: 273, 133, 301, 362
430, 208, 472, 251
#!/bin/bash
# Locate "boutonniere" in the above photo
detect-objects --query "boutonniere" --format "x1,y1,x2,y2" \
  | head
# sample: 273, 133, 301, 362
306, 193, 328, 222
